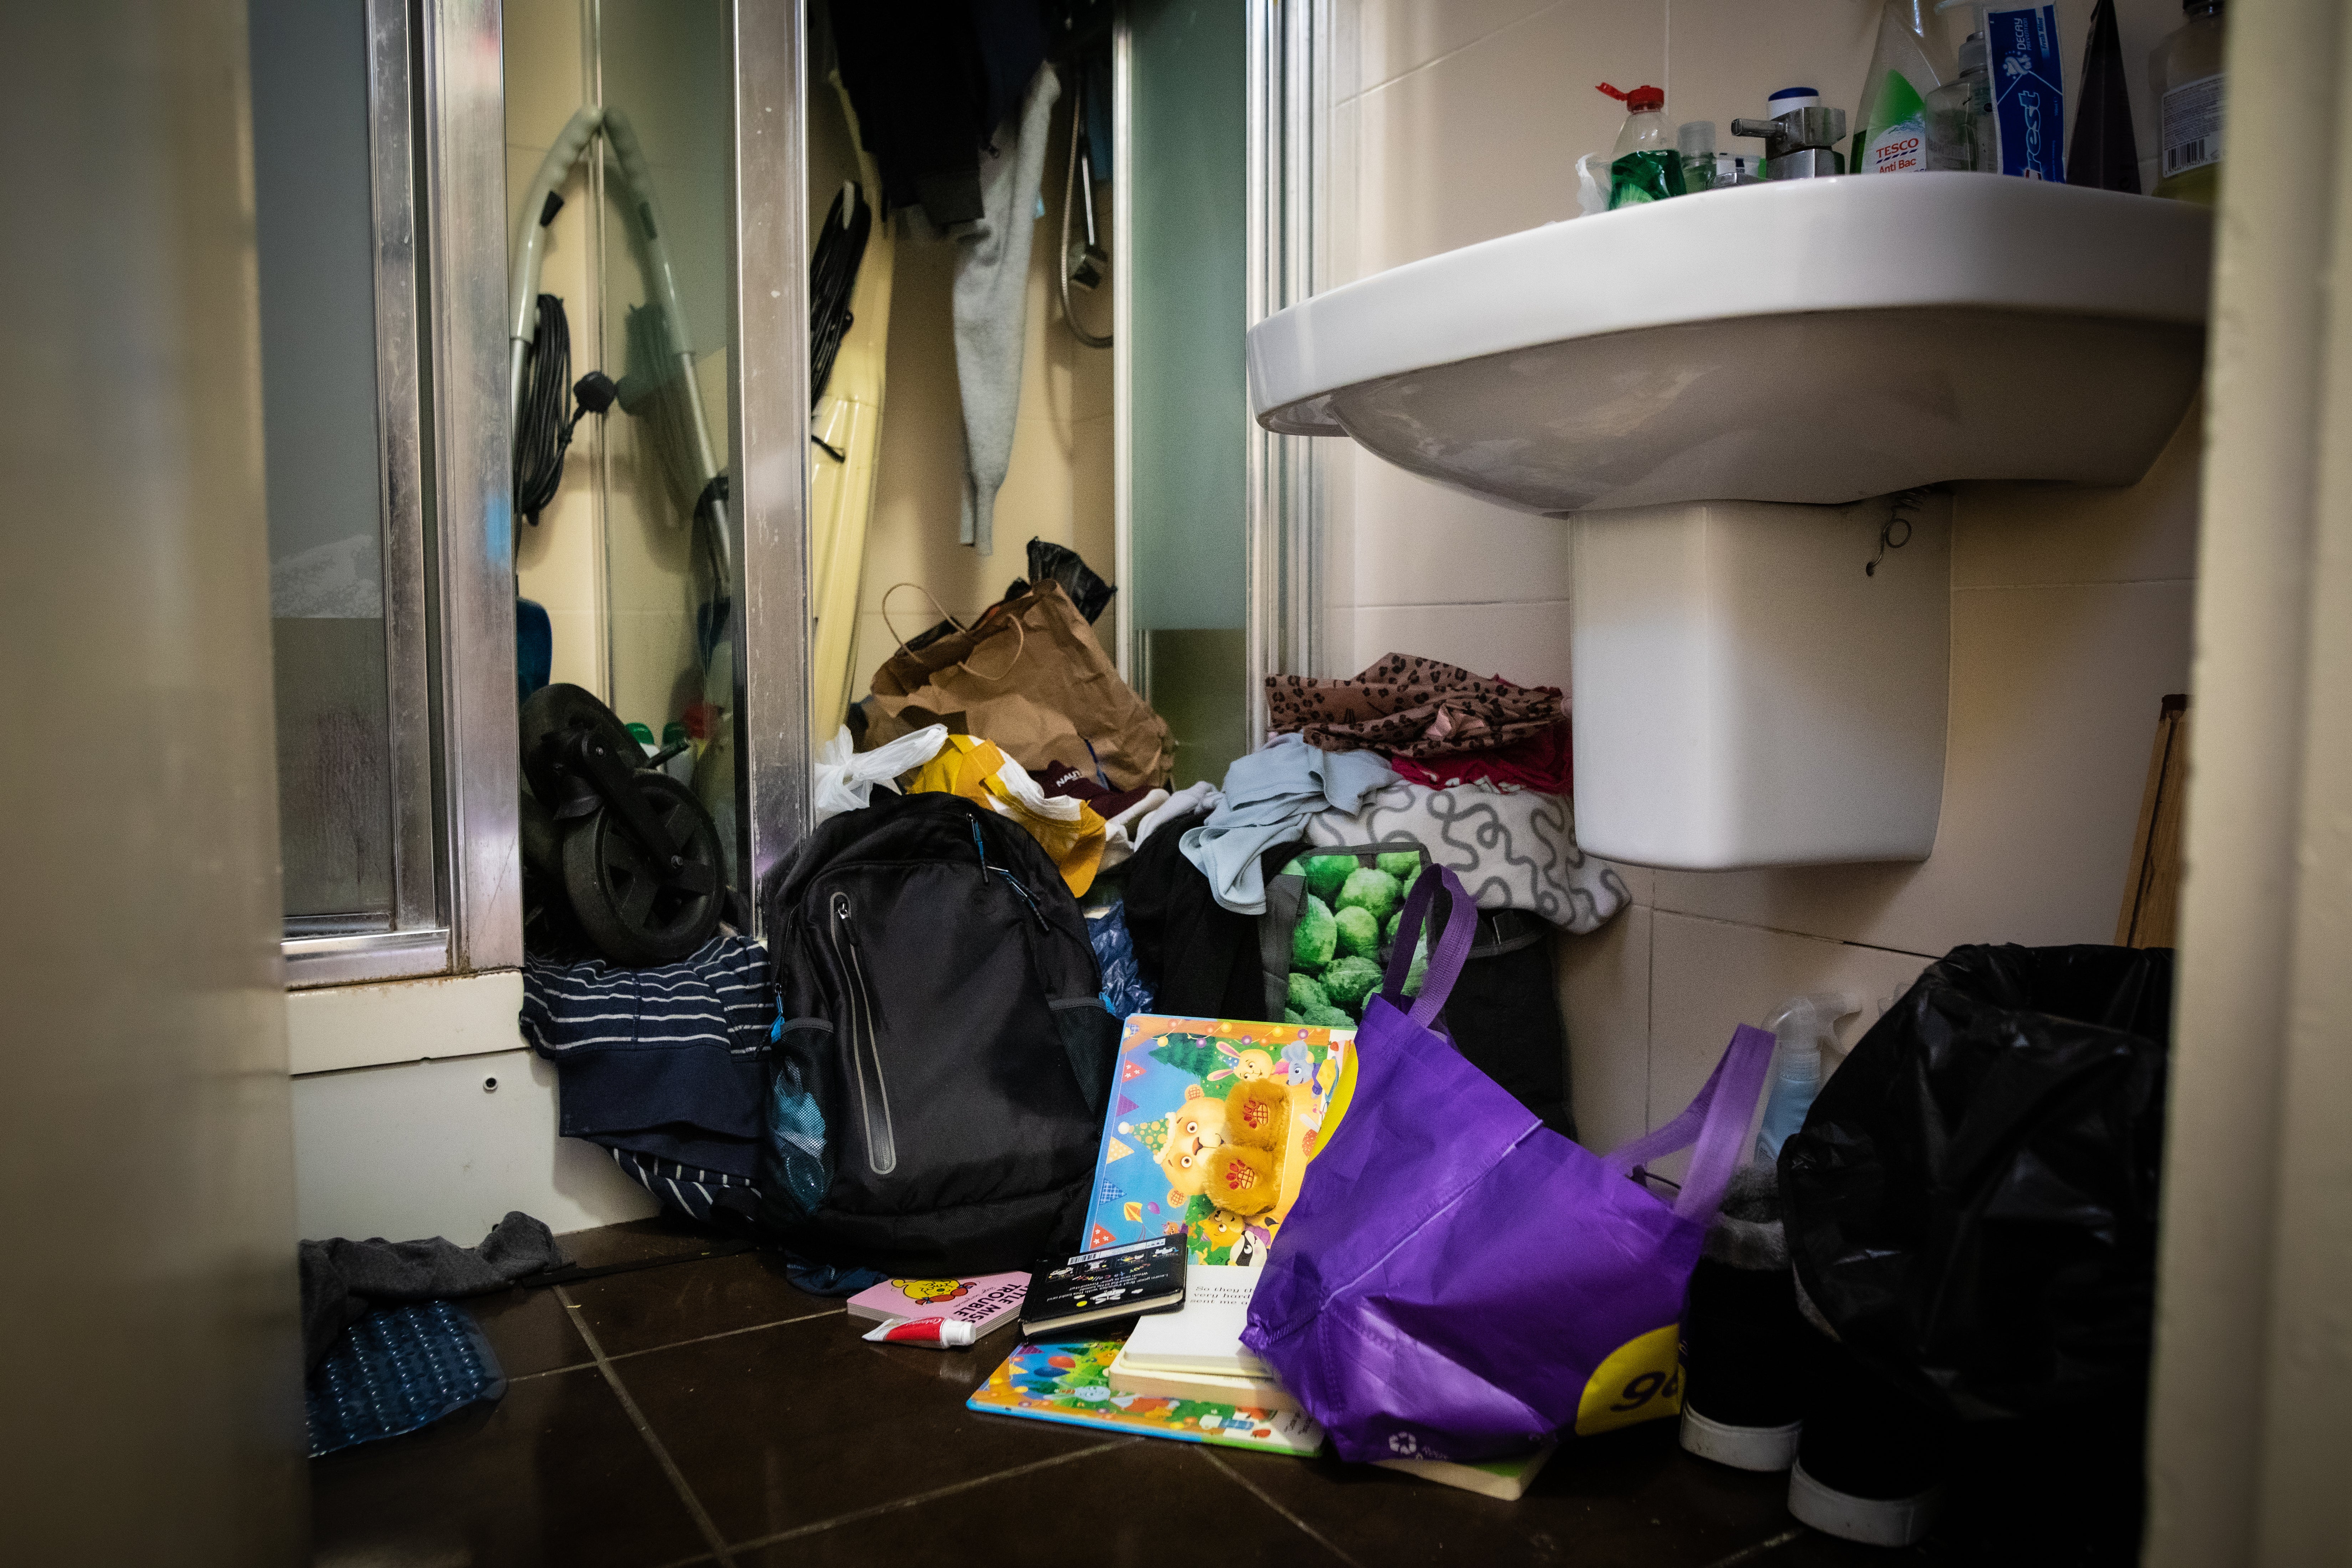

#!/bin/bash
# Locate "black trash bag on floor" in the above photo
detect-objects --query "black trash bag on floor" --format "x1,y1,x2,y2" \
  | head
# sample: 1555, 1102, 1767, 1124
1781, 943, 2172, 1422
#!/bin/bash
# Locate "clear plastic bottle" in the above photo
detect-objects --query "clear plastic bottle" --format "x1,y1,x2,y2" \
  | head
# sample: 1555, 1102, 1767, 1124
1853, 0, 1950, 175
1597, 83, 1685, 207
2150, 0, 2225, 203
1677, 121, 1719, 193
1753, 994, 1856, 1163
1925, 32, 1994, 171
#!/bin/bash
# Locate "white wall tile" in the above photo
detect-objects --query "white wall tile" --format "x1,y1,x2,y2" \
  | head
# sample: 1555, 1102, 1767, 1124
293, 1049, 658, 1244
1353, 0, 1561, 94
1647, 910, 1933, 1136
1350, 599, 1574, 691
1652, 579, 2195, 954
1663, 0, 1877, 150
1334, 453, 1576, 610
1559, 906, 1651, 1153
1355, 1, 1665, 276
1952, 399, 2203, 588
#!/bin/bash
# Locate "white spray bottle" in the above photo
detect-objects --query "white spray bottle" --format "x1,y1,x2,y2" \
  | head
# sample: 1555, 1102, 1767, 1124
1754, 993, 1859, 1163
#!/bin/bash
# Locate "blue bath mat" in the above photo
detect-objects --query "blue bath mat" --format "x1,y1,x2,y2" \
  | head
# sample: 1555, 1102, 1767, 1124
306, 1300, 508, 1457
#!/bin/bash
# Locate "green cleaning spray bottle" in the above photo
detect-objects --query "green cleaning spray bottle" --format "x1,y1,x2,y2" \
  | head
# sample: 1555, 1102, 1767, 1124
1853, 0, 1952, 174
1596, 83, 1685, 207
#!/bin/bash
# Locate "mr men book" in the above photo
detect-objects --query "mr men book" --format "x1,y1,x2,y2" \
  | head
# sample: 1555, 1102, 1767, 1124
1083, 1015, 1355, 1266
845, 1271, 1029, 1338
967, 1338, 1324, 1456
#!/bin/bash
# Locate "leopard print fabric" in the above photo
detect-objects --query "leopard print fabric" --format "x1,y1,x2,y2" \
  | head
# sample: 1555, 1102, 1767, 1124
1265, 654, 1563, 757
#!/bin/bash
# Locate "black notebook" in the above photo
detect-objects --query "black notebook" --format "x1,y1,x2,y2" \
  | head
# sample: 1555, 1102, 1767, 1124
1019, 1237, 1188, 1338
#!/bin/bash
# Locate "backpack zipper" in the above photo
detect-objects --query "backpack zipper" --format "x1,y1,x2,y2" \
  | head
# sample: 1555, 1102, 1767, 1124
828, 890, 897, 1176
972, 820, 1049, 930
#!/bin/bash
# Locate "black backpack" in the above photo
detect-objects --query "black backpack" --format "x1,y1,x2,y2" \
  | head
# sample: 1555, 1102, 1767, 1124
757, 791, 1119, 1274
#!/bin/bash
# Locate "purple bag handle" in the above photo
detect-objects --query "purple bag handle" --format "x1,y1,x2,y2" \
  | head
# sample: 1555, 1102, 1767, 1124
1603, 1023, 1776, 1221
1379, 866, 1478, 1029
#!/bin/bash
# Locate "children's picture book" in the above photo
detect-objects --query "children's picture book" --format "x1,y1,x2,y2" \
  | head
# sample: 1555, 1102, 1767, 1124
968, 1339, 1324, 1456
1375, 1441, 1559, 1501
1107, 1343, 1299, 1414
845, 1272, 1030, 1338
1082, 1014, 1355, 1268
1019, 1238, 1186, 1338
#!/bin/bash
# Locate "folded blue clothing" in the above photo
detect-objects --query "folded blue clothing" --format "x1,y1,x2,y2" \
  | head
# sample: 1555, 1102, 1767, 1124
521, 933, 774, 1181
1179, 734, 1395, 915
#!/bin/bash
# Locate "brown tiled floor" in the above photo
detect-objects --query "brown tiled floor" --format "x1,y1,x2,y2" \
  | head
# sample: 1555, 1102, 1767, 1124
311, 1218, 1962, 1568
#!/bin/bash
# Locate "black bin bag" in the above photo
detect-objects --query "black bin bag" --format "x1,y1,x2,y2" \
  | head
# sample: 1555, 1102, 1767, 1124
1782, 943, 2173, 1421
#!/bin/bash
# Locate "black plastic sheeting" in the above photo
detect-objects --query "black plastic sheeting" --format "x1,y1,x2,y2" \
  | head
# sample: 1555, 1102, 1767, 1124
1782, 943, 2172, 1422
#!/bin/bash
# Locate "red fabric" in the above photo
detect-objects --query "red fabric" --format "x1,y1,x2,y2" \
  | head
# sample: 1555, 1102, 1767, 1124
1036, 759, 1154, 821
1388, 719, 1573, 796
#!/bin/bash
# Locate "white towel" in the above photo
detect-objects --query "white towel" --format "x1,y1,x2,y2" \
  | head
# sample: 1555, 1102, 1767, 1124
954, 62, 1061, 555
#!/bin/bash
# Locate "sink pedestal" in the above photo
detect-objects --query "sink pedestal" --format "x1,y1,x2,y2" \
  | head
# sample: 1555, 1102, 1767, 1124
1570, 495, 1951, 869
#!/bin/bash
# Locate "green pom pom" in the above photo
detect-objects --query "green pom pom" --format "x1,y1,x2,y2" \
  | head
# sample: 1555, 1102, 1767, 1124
1401, 932, 1431, 998
1383, 909, 1403, 943
1278, 857, 1307, 880
1291, 896, 1337, 970
1376, 850, 1422, 881
1283, 1007, 1304, 1025
1335, 905, 1379, 959
1336, 868, 1402, 923
1302, 855, 1356, 901
1301, 1001, 1355, 1030
1286, 972, 1329, 1014
1321, 954, 1383, 1010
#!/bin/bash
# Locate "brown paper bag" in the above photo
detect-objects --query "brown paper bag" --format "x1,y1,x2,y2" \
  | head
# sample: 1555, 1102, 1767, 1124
863, 580, 1174, 790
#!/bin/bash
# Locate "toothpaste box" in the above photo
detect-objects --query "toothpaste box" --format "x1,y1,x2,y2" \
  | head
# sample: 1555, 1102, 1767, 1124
1987, 5, 2066, 181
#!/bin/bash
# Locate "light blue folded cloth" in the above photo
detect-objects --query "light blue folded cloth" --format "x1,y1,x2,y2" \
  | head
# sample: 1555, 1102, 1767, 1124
1179, 734, 1396, 914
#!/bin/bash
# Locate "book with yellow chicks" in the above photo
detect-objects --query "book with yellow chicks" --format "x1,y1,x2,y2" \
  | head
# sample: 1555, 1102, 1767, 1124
1080, 1014, 1355, 1267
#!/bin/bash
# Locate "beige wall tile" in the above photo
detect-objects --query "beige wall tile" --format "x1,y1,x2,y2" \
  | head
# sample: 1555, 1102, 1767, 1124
1953, 399, 2203, 588
1350, 600, 1574, 691
1663, 0, 1877, 150
1355, 1, 1663, 276
502, 0, 587, 155
1353, 0, 1560, 94
1334, 454, 1576, 609
1647, 909, 1933, 1136
1559, 905, 1651, 1154
1651, 579, 2196, 953
1604, 858, 1656, 907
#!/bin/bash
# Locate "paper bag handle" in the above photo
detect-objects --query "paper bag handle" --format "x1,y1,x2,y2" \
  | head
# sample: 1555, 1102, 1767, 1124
879, 581, 1026, 682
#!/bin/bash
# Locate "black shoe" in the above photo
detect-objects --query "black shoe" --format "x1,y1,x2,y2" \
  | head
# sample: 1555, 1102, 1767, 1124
1785, 1327, 1951, 1547
1678, 1166, 1805, 1471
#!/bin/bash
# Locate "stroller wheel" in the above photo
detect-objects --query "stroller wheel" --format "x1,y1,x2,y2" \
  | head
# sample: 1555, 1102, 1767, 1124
560, 771, 725, 965
521, 682, 644, 817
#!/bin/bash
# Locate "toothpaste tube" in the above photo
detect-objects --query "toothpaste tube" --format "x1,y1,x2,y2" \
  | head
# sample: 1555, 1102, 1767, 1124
861, 1316, 977, 1349
1986, 6, 2065, 181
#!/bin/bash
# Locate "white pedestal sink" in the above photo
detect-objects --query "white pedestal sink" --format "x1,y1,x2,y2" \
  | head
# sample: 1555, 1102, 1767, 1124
1249, 175, 2210, 868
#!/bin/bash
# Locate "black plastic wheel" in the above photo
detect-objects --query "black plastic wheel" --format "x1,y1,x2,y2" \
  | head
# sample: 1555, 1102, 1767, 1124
521, 682, 644, 817
559, 771, 726, 965
519, 788, 563, 879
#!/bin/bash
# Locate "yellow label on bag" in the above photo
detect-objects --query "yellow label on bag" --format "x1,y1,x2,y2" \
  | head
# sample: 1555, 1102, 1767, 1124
1573, 1324, 1684, 1436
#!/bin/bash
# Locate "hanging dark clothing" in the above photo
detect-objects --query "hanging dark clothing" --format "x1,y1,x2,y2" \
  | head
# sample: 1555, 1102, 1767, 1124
1123, 809, 1297, 1023
828, 0, 1047, 229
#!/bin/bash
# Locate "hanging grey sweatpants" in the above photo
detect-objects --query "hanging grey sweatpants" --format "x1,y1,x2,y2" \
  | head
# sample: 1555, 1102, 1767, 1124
954, 61, 1061, 556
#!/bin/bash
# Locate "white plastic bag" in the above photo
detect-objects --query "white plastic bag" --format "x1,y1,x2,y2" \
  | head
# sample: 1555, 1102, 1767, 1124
1576, 151, 1611, 216
812, 723, 948, 827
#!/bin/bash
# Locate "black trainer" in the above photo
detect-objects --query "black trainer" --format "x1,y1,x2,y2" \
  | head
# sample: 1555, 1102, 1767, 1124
1678, 1166, 1806, 1471
1785, 1321, 1952, 1547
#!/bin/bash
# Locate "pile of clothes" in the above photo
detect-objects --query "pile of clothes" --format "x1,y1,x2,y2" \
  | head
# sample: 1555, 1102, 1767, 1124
1116, 654, 1630, 1142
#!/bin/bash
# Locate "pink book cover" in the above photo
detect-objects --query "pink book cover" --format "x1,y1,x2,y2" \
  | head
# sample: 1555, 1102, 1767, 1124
844, 1272, 1031, 1336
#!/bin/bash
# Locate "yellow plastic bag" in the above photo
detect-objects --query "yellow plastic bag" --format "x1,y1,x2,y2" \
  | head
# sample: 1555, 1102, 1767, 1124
905, 735, 1107, 896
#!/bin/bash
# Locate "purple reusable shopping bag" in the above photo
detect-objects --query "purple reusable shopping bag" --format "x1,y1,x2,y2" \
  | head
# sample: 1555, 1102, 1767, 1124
1241, 867, 1774, 1465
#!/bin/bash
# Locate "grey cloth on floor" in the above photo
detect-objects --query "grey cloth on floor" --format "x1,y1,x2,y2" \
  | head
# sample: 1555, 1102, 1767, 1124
1179, 734, 1397, 915
954, 61, 1060, 555
299, 1211, 569, 1372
